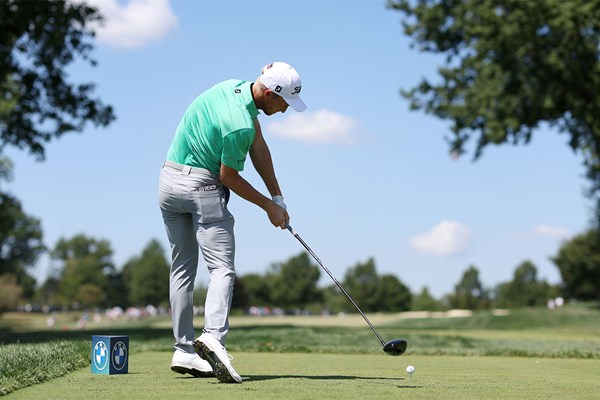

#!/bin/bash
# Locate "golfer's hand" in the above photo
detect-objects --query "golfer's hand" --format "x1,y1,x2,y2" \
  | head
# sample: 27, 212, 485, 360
272, 195, 287, 210
266, 201, 289, 229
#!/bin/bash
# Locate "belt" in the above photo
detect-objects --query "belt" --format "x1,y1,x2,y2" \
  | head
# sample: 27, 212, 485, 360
162, 160, 217, 177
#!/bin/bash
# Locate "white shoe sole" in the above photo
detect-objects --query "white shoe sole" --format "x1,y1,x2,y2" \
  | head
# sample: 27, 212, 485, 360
193, 339, 241, 383
170, 363, 214, 378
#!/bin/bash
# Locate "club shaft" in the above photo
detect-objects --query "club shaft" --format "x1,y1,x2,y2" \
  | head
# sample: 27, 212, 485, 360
286, 225, 386, 346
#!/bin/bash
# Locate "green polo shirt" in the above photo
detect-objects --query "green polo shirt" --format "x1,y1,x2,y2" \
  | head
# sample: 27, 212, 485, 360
166, 80, 259, 173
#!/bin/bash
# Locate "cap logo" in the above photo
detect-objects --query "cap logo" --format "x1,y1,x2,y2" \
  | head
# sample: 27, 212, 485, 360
259, 62, 306, 111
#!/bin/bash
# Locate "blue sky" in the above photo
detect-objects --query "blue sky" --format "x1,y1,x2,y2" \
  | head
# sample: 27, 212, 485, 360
5, 0, 592, 297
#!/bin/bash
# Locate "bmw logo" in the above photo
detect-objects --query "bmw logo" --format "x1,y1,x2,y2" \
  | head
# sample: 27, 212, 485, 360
112, 341, 128, 371
93, 341, 108, 370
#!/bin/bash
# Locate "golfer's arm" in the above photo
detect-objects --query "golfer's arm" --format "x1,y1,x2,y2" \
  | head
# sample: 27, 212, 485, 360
219, 164, 271, 211
249, 119, 283, 197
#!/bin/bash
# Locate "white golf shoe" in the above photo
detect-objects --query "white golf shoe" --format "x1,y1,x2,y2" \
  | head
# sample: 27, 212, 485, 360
193, 332, 242, 383
170, 349, 214, 377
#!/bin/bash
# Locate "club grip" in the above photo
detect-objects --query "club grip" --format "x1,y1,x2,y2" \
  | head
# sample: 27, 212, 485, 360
286, 224, 296, 235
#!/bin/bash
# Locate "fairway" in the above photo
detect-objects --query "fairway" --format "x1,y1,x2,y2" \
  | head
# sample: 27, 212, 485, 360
5, 352, 599, 400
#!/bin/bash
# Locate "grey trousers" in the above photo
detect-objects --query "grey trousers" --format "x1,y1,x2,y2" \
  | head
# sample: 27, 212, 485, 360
158, 160, 235, 354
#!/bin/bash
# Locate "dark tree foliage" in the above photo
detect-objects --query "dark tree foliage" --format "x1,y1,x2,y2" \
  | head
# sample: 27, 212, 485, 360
494, 260, 553, 308
0, 158, 44, 300
121, 239, 169, 307
50, 234, 119, 308
389, 0, 600, 224
0, 0, 114, 160
448, 265, 490, 309
342, 258, 412, 312
0, 193, 43, 295
551, 229, 600, 301
411, 286, 442, 311
268, 252, 321, 310
236, 273, 272, 307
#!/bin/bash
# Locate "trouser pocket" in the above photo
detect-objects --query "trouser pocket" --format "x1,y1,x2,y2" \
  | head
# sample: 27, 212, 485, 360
196, 187, 225, 224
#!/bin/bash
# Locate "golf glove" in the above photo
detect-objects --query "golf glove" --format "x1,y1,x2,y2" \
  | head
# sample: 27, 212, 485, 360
272, 195, 287, 210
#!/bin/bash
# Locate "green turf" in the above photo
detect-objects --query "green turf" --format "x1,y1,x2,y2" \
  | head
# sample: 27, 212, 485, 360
4, 352, 600, 400
1, 304, 599, 397
0, 341, 89, 396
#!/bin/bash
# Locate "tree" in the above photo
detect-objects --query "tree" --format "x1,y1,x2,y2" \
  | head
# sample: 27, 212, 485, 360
342, 258, 381, 312
1, 1, 114, 305
551, 229, 600, 301
376, 274, 412, 312
322, 284, 348, 313
389, 0, 600, 224
122, 239, 169, 307
342, 258, 412, 312
494, 260, 551, 308
449, 265, 490, 309
34, 276, 59, 308
0, 273, 22, 312
230, 276, 249, 311
0, 158, 44, 300
411, 286, 442, 311
237, 273, 271, 307
0, 0, 114, 160
268, 252, 321, 310
50, 234, 118, 308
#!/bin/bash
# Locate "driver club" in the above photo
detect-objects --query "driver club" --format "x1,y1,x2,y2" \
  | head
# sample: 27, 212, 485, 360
286, 224, 408, 356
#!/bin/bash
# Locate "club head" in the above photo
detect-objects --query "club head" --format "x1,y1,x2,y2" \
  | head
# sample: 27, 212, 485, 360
383, 339, 408, 356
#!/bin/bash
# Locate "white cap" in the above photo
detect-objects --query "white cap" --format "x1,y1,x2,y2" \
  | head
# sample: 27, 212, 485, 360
260, 62, 306, 112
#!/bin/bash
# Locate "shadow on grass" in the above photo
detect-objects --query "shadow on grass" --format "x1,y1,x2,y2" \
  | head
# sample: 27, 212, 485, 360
244, 375, 424, 389
0, 324, 308, 345
244, 375, 400, 382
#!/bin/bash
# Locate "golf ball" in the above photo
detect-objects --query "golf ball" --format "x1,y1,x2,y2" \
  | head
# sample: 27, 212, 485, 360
406, 365, 415, 374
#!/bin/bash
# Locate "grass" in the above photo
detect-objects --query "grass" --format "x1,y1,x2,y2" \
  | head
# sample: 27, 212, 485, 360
0, 341, 89, 396
4, 353, 600, 400
1, 304, 599, 397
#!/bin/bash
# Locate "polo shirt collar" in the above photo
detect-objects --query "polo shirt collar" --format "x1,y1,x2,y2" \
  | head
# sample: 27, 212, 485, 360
240, 81, 259, 119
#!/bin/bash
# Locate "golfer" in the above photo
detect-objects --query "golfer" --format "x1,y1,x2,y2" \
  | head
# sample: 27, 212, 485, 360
158, 62, 306, 383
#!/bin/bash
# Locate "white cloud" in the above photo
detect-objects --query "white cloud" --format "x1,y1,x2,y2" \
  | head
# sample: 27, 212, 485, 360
266, 109, 364, 145
516, 224, 570, 240
410, 220, 472, 257
85, 0, 178, 48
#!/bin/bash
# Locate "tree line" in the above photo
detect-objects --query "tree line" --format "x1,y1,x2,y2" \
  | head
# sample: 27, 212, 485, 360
1, 229, 598, 314
1, 1, 600, 313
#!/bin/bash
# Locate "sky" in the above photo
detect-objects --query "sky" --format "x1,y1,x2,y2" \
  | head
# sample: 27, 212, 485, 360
5, 0, 593, 298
